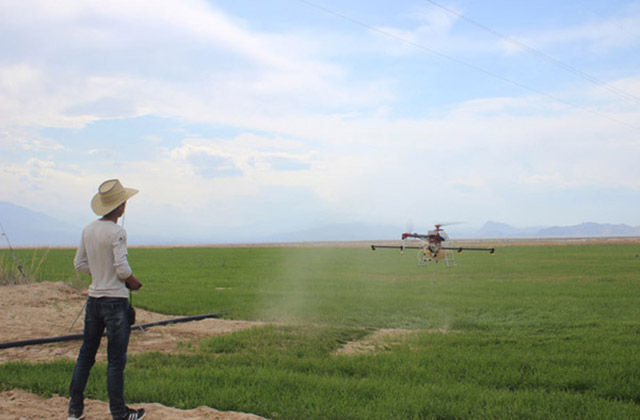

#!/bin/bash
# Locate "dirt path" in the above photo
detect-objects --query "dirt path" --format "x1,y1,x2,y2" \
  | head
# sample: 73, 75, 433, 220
0, 282, 267, 419
0, 389, 267, 420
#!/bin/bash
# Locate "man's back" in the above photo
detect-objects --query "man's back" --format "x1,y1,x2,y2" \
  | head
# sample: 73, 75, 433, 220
74, 219, 132, 298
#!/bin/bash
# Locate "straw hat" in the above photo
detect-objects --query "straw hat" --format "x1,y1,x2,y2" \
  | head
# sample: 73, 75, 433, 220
90, 179, 139, 216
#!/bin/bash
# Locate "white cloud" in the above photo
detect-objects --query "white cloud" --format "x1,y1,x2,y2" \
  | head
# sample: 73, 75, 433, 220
516, 14, 640, 53
0, 63, 94, 128
370, 5, 499, 57
0, 158, 90, 223
165, 136, 317, 186
2, 86, 639, 233
0, 127, 64, 152
371, 2, 640, 62
0, 0, 394, 132
375, 5, 458, 45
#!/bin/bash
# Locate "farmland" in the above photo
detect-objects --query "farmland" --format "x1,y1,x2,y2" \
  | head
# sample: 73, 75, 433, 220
1, 242, 640, 419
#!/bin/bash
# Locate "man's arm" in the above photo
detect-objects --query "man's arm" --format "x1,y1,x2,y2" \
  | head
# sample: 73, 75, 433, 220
112, 228, 142, 290
74, 235, 91, 275
123, 273, 142, 291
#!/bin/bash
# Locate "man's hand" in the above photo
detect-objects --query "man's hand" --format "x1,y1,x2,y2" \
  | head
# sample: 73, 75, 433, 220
124, 274, 142, 291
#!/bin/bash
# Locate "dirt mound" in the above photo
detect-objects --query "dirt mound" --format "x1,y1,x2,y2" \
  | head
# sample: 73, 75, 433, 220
0, 281, 262, 363
0, 281, 267, 419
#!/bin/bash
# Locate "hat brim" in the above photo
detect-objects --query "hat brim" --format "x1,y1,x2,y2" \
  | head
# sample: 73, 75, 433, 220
91, 188, 139, 216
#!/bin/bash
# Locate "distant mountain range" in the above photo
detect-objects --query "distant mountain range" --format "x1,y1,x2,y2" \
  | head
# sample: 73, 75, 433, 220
0, 201, 638, 247
0, 201, 80, 247
473, 221, 640, 239
270, 220, 640, 242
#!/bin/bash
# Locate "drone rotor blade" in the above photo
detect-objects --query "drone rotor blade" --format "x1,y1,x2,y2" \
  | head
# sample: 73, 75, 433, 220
406, 219, 414, 233
435, 221, 465, 229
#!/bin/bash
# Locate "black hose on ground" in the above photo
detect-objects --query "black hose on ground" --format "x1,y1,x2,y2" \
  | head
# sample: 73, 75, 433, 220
0, 312, 227, 350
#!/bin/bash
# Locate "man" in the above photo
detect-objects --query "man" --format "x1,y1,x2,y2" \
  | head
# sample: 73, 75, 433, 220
68, 179, 146, 420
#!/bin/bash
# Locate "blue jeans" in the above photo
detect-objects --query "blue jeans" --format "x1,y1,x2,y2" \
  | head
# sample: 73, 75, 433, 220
69, 297, 131, 419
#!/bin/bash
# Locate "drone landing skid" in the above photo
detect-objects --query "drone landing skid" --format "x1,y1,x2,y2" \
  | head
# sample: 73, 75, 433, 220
419, 248, 456, 268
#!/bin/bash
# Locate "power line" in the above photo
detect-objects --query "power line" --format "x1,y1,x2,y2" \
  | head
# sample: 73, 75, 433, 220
293, 0, 640, 132
424, 0, 640, 106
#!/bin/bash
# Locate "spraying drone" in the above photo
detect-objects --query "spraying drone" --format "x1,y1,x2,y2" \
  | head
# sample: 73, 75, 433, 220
371, 224, 495, 267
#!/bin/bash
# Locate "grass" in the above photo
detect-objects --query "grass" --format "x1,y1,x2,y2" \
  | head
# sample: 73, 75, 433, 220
0, 247, 50, 285
1, 243, 640, 419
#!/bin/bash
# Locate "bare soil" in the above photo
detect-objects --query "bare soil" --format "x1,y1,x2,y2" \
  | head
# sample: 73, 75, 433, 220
0, 281, 267, 419
0, 389, 266, 420
333, 328, 415, 355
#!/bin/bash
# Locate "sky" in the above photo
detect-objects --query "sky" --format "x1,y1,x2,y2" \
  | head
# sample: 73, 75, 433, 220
1, 0, 639, 243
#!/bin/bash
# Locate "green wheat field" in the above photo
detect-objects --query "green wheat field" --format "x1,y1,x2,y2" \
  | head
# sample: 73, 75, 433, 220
1, 242, 639, 419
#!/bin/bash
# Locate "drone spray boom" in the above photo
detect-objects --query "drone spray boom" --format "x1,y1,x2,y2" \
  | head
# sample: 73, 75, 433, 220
371, 223, 495, 268
0, 221, 29, 283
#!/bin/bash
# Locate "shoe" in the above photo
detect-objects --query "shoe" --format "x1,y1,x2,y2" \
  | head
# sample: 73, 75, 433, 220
120, 407, 146, 420
68, 410, 86, 420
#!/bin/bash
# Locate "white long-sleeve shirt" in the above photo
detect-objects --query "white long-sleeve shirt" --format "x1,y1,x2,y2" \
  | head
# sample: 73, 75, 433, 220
74, 219, 133, 299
